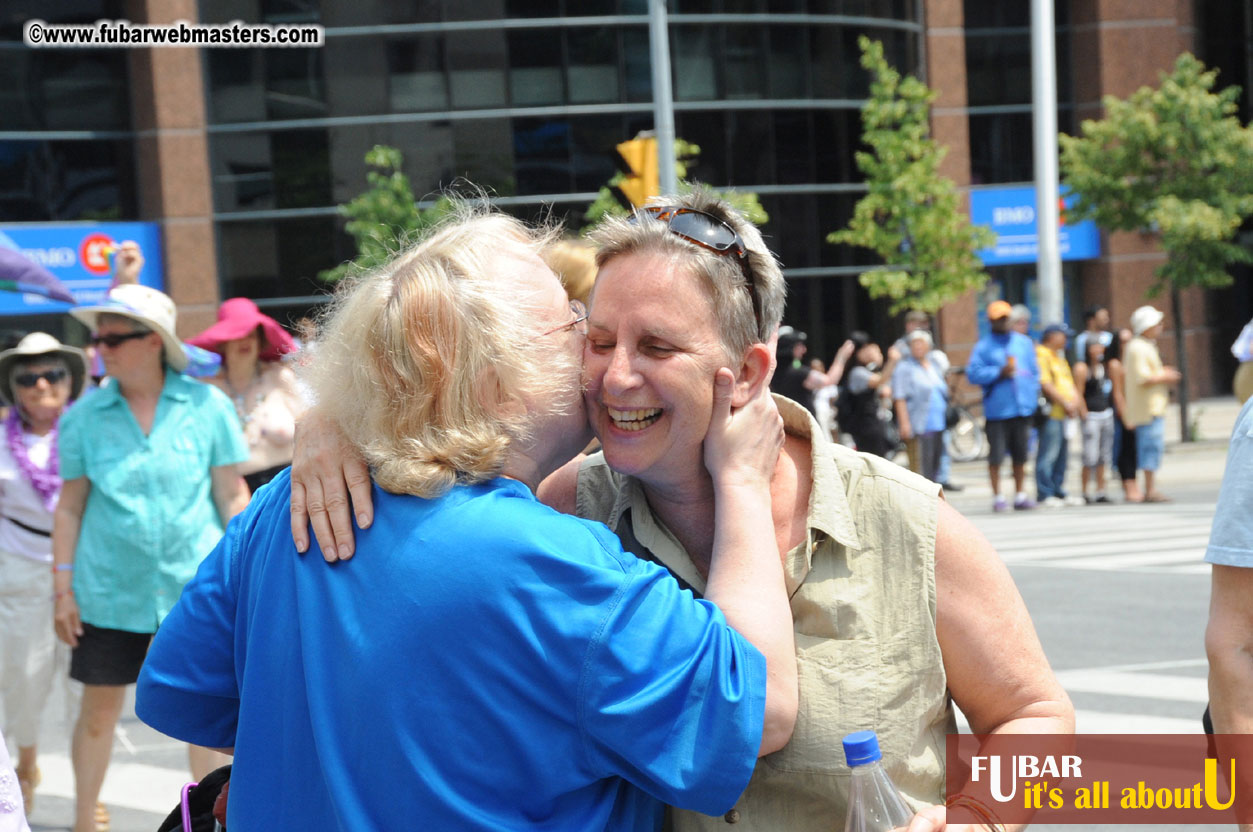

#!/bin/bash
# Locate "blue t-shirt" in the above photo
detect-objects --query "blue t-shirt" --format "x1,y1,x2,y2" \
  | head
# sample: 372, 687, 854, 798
136, 471, 766, 831
1205, 396, 1253, 567
966, 331, 1041, 421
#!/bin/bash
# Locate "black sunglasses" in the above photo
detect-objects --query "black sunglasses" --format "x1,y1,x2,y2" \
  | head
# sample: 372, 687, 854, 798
91, 331, 150, 348
14, 368, 68, 388
633, 206, 762, 334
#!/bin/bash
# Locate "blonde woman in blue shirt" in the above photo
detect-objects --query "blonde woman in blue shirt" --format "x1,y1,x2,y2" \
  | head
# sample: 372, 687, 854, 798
50, 285, 249, 832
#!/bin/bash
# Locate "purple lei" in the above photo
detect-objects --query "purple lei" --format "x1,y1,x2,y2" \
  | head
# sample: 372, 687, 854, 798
6, 408, 60, 513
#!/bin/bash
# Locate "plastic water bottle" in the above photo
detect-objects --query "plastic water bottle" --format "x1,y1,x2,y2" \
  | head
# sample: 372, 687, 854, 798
843, 730, 913, 832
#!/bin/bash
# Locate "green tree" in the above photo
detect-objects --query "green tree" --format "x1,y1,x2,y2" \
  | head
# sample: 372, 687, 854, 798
320, 145, 456, 283
582, 138, 768, 229
828, 36, 994, 315
1060, 52, 1253, 439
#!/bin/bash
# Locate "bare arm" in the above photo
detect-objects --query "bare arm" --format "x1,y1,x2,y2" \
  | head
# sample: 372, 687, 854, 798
288, 409, 374, 560
911, 500, 1074, 832
1144, 366, 1182, 385
803, 339, 856, 391
1108, 360, 1133, 429
894, 397, 912, 441
211, 465, 250, 525
701, 367, 797, 756
1206, 564, 1253, 829
52, 477, 90, 648
1207, 564, 1253, 732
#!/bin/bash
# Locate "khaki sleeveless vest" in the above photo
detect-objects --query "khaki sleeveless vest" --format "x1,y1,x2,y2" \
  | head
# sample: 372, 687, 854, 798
575, 396, 954, 831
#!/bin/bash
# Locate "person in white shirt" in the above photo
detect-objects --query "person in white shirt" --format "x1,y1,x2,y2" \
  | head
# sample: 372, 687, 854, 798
0, 333, 87, 816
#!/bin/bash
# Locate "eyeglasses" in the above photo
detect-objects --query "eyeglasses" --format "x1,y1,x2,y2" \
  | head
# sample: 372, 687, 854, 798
91, 331, 150, 349
14, 368, 68, 388
537, 299, 589, 338
633, 206, 762, 336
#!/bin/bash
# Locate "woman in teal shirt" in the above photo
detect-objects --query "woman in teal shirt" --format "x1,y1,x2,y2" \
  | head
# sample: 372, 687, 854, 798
51, 284, 249, 832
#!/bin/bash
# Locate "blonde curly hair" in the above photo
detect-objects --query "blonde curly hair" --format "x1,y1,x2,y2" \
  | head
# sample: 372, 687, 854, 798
302, 204, 575, 498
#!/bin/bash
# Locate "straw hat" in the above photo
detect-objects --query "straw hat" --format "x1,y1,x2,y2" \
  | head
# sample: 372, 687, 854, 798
0, 332, 87, 405
70, 284, 188, 371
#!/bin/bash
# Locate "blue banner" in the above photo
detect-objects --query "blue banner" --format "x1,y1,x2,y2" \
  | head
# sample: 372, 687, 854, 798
970, 186, 1101, 266
0, 222, 164, 317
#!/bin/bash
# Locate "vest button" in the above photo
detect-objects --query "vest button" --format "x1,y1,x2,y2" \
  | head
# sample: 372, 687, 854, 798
724, 809, 740, 823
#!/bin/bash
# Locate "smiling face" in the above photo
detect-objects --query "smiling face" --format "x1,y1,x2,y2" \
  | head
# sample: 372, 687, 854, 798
583, 251, 732, 484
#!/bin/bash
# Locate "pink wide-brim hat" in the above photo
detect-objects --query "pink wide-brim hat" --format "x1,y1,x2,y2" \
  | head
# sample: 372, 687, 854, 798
188, 297, 296, 363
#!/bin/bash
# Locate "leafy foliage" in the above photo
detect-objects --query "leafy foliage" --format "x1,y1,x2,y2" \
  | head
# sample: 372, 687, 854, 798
582, 138, 768, 229
320, 145, 457, 283
1060, 53, 1253, 294
828, 36, 994, 314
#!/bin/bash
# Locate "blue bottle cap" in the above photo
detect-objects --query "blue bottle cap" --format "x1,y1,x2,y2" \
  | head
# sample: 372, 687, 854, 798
842, 730, 882, 766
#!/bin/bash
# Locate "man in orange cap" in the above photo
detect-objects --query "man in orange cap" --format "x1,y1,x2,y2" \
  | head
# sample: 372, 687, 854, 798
967, 300, 1042, 511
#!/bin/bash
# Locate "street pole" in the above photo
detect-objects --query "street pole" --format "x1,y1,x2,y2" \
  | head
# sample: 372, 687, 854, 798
648, 0, 678, 196
1031, 0, 1063, 326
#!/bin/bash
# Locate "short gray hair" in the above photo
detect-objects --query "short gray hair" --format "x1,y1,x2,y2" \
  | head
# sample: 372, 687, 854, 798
301, 203, 575, 498
586, 188, 785, 359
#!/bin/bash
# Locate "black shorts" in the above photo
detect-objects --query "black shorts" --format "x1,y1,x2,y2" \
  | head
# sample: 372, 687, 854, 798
70, 623, 153, 685
986, 416, 1030, 466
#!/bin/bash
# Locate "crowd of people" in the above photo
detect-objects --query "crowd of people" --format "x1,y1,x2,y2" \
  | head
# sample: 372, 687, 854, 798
773, 296, 1187, 513
0, 188, 1237, 832
0, 243, 304, 832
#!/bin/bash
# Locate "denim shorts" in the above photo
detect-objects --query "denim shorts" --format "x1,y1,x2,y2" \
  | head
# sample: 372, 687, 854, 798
1135, 416, 1165, 472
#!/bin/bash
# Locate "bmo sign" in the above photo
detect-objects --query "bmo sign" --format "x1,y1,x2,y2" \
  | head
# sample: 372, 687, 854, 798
970, 186, 1101, 267
0, 222, 164, 316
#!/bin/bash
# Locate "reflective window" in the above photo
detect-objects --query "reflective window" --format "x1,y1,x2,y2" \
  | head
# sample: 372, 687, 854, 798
769, 27, 809, 98
675, 111, 728, 182
727, 111, 774, 184
0, 50, 130, 132
968, 112, 1033, 184
0, 140, 136, 222
774, 111, 814, 184
567, 29, 619, 104
812, 109, 861, 183
508, 29, 564, 107
389, 36, 449, 112
724, 27, 768, 99
218, 216, 354, 300
447, 30, 508, 109
623, 28, 652, 103
963, 0, 1066, 30
674, 26, 719, 101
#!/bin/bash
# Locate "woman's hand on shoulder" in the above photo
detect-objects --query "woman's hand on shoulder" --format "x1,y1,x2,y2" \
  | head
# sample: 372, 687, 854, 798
290, 410, 373, 561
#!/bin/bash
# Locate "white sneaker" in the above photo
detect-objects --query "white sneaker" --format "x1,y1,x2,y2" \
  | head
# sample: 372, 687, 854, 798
1041, 496, 1065, 508
1063, 495, 1087, 507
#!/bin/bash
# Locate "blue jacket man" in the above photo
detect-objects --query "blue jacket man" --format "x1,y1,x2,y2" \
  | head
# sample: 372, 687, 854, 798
966, 300, 1041, 511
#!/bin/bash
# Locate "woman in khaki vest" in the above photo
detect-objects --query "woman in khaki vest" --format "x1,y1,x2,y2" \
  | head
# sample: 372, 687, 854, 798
291, 191, 1074, 832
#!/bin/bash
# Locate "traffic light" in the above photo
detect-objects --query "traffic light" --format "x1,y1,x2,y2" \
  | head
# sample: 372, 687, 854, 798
615, 136, 659, 209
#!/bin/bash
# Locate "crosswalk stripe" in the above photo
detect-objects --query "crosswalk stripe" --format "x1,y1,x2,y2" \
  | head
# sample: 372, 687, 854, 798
996, 536, 1208, 562
1023, 549, 1207, 571
1053, 670, 1209, 703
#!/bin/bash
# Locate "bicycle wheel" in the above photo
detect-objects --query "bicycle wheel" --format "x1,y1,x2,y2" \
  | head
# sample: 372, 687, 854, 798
945, 406, 985, 462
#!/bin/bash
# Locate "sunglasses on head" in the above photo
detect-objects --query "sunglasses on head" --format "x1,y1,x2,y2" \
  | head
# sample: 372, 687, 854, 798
633, 206, 762, 334
91, 330, 149, 348
14, 368, 68, 388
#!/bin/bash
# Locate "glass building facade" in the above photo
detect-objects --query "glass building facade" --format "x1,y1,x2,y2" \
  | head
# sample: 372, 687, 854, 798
198, 0, 924, 350
0, 1, 137, 224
